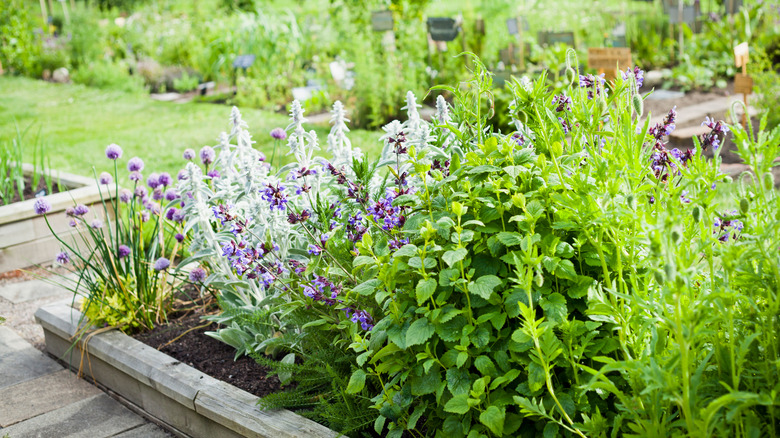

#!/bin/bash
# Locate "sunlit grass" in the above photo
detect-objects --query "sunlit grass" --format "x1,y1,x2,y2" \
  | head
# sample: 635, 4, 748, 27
0, 76, 381, 182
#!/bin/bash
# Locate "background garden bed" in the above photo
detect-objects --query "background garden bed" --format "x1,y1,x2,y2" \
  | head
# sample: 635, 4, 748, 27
0, 164, 114, 272
35, 299, 339, 438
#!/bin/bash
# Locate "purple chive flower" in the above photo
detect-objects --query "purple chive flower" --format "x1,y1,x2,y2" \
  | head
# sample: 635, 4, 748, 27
200, 146, 216, 165
90, 219, 103, 229
177, 170, 188, 181
270, 127, 287, 140
129, 171, 143, 182
134, 186, 148, 199
207, 170, 220, 179
189, 266, 207, 283
174, 233, 185, 243
68, 219, 77, 227
166, 208, 178, 220
105, 144, 123, 160
127, 157, 144, 172
119, 189, 132, 203
118, 245, 131, 259
172, 209, 186, 222
158, 172, 172, 187
164, 189, 179, 201
55, 251, 70, 265
141, 211, 150, 222
33, 198, 51, 215
98, 172, 113, 185
74, 204, 89, 216
153, 257, 170, 271
147, 173, 160, 189
152, 188, 164, 201
183, 148, 196, 161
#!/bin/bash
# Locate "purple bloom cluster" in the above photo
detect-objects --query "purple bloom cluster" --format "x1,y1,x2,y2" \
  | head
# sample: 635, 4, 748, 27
700, 116, 730, 152
127, 157, 144, 172
579, 74, 606, 99
270, 127, 287, 140
302, 275, 341, 306
119, 189, 132, 203
622, 66, 644, 89
105, 144, 123, 160
33, 198, 51, 215
287, 209, 311, 224
153, 257, 170, 271
99, 172, 113, 185
430, 159, 450, 177
367, 194, 407, 231
200, 146, 216, 166
344, 307, 374, 330
55, 251, 70, 265
714, 211, 744, 242
189, 266, 207, 283
118, 245, 131, 259
183, 149, 196, 161
552, 94, 572, 112
261, 184, 288, 212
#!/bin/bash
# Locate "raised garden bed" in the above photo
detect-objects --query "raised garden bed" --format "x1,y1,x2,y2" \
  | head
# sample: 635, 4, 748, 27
34, 300, 339, 438
0, 164, 114, 272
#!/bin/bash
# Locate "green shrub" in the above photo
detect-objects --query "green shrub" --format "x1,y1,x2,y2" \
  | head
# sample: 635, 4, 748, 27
0, 0, 42, 76
72, 60, 145, 93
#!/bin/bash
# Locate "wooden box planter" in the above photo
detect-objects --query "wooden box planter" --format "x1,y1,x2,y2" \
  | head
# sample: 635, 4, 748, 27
0, 164, 115, 272
34, 300, 339, 438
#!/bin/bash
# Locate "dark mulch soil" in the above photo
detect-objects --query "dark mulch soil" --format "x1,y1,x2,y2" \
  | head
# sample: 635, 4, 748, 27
132, 292, 283, 398
4, 174, 63, 205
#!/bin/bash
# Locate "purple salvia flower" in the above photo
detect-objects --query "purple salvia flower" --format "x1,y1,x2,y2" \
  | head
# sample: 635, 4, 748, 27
153, 257, 170, 271
127, 157, 144, 172
33, 198, 51, 215
200, 146, 216, 165
308, 244, 323, 256
105, 144, 123, 160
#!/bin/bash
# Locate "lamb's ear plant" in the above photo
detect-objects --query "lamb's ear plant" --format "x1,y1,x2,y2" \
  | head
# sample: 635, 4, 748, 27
34, 145, 189, 332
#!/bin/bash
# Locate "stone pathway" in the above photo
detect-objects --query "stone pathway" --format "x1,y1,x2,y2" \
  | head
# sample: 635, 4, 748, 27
0, 280, 173, 438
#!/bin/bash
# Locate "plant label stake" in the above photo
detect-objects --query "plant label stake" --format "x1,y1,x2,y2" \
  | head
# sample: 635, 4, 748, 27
372, 10, 396, 52
734, 42, 751, 127
231, 55, 255, 94
506, 17, 528, 70
588, 47, 633, 80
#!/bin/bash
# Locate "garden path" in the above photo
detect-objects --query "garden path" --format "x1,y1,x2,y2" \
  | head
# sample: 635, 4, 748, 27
0, 279, 173, 437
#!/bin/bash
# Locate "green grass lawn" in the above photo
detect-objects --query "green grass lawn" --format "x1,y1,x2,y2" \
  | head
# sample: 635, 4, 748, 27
0, 76, 381, 182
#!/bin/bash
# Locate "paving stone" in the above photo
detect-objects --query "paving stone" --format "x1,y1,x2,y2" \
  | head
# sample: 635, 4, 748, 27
0, 278, 71, 304
0, 369, 100, 427
0, 328, 61, 390
109, 423, 172, 437
1, 393, 146, 437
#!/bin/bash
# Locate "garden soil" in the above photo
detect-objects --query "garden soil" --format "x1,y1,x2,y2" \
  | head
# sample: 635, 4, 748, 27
3, 174, 64, 204
133, 299, 284, 398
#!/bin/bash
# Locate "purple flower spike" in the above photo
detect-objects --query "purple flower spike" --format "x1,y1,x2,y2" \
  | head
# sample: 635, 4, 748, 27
33, 198, 51, 215
270, 127, 287, 140
118, 245, 131, 259
153, 257, 170, 271
105, 144, 123, 160
189, 266, 207, 283
200, 146, 216, 165
127, 157, 144, 172
99, 172, 113, 185
183, 148, 196, 161
55, 251, 70, 265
